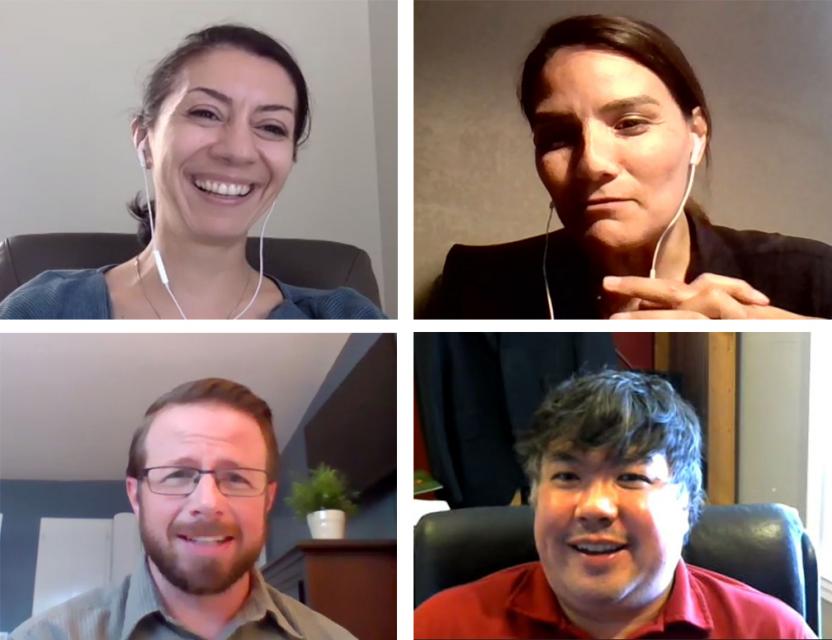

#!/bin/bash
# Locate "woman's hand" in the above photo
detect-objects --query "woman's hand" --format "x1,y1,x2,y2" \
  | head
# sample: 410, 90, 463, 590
603, 273, 808, 319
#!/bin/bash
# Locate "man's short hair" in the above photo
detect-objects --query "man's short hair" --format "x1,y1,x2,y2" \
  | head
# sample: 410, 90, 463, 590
126, 378, 279, 481
516, 369, 705, 528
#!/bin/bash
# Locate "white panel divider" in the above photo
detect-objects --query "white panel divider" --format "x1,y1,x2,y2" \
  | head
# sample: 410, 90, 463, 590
32, 518, 112, 615
32, 514, 142, 615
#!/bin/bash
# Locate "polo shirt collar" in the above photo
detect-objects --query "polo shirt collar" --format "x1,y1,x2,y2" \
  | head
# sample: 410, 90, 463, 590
121, 555, 304, 640
656, 561, 712, 633
507, 561, 713, 637
505, 562, 574, 631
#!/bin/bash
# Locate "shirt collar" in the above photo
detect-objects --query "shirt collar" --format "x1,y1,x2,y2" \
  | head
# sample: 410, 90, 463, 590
121, 555, 304, 640
239, 568, 305, 639
505, 562, 578, 632
655, 561, 713, 633
121, 556, 165, 640
507, 561, 713, 638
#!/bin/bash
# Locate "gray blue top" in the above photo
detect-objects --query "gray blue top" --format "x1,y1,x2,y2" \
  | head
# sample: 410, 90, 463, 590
10, 555, 356, 639
0, 268, 384, 319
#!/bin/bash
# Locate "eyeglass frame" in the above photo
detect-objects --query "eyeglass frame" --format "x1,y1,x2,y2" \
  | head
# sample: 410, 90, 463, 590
140, 466, 271, 497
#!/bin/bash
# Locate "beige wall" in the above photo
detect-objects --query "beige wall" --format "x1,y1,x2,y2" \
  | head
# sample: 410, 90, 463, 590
414, 0, 832, 309
737, 333, 810, 520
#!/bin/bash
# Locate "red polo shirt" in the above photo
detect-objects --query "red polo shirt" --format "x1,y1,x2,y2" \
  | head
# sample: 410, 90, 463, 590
414, 561, 816, 639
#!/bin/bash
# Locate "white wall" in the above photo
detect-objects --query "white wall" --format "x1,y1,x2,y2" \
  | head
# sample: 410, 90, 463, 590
737, 333, 827, 629
737, 333, 811, 521
414, 0, 832, 305
0, 0, 396, 314
0, 332, 349, 481
368, 0, 398, 317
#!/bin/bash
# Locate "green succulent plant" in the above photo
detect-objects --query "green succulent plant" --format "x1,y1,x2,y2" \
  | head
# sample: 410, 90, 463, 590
285, 463, 358, 518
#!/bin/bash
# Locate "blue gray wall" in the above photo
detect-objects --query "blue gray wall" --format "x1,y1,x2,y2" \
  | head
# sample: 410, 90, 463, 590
0, 480, 131, 633
269, 333, 396, 561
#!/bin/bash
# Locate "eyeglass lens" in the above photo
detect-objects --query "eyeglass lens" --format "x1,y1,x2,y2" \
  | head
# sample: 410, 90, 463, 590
146, 467, 266, 496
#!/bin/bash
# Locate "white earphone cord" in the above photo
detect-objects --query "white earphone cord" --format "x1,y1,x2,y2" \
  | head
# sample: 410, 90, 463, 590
141, 167, 276, 320
542, 204, 555, 320
649, 160, 697, 279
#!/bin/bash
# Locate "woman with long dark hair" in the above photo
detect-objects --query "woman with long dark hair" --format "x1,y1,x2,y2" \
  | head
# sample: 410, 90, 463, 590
1, 24, 383, 319
436, 15, 832, 319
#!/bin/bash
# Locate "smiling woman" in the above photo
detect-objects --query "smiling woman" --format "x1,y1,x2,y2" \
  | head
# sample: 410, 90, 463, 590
0, 24, 384, 320
429, 14, 832, 320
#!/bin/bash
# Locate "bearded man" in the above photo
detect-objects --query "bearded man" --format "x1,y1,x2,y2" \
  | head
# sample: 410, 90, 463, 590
12, 378, 354, 640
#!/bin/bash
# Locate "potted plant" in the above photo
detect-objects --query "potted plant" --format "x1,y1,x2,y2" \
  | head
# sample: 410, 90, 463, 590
285, 463, 358, 539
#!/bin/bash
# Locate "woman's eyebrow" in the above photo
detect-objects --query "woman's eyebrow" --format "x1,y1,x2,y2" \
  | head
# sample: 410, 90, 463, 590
186, 86, 294, 113
599, 95, 661, 115
532, 94, 659, 127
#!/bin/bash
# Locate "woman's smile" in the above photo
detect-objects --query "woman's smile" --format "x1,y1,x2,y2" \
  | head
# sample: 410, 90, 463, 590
188, 173, 259, 207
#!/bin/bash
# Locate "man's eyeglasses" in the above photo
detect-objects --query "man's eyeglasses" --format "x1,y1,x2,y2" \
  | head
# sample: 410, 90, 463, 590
142, 466, 269, 497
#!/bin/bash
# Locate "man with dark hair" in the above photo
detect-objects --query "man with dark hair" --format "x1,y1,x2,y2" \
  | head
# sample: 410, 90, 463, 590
12, 378, 356, 639
415, 370, 816, 639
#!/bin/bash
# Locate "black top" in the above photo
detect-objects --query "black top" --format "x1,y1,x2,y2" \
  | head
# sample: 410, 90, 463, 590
414, 333, 618, 508
432, 214, 832, 319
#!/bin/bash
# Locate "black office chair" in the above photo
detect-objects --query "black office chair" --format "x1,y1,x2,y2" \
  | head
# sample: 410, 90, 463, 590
0, 232, 381, 305
414, 503, 820, 635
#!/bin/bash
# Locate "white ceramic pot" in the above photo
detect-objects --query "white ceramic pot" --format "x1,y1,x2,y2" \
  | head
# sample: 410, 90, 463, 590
306, 509, 346, 539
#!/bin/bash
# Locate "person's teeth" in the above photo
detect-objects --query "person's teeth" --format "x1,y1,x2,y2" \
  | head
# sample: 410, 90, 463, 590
187, 536, 227, 544
194, 179, 252, 197
575, 543, 624, 554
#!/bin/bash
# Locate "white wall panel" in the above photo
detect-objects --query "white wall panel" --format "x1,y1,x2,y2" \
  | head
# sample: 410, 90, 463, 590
32, 518, 112, 615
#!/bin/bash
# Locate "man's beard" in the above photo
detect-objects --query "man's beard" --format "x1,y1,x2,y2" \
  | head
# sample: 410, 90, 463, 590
138, 507, 265, 595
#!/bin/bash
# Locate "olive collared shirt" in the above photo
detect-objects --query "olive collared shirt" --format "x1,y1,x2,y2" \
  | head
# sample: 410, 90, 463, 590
10, 556, 357, 640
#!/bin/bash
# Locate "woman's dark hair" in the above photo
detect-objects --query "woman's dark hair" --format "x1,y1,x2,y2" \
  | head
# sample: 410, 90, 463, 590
128, 24, 311, 245
516, 369, 705, 533
518, 14, 712, 221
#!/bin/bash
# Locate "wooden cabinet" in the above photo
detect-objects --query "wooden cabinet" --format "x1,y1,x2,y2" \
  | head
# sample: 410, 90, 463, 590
263, 540, 396, 640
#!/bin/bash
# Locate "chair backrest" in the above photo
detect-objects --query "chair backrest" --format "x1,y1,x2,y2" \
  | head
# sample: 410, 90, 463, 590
414, 503, 820, 634
0, 233, 380, 305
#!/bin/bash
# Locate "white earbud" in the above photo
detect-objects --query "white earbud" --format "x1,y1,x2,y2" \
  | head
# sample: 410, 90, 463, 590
690, 134, 704, 167
136, 140, 148, 169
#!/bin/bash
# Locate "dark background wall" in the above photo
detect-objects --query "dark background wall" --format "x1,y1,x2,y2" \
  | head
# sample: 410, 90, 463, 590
269, 333, 396, 561
0, 481, 131, 633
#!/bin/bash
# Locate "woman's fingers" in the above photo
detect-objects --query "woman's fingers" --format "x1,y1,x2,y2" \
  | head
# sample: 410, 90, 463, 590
610, 309, 709, 319
603, 274, 770, 316
688, 273, 769, 306
615, 304, 811, 320
603, 276, 694, 306
634, 287, 750, 317
679, 287, 751, 319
